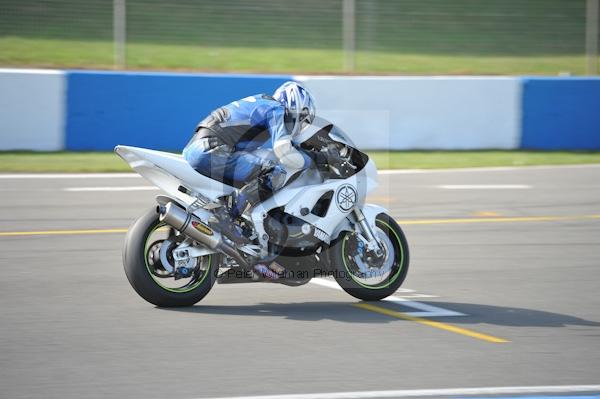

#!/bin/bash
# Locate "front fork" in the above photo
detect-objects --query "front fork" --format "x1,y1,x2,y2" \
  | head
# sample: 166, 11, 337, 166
353, 208, 384, 257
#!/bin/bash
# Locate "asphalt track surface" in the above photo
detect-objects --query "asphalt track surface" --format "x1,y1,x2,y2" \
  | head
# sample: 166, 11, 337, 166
1, 165, 599, 399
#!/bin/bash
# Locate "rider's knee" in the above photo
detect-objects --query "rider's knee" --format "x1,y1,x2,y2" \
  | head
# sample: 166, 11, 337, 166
183, 141, 211, 171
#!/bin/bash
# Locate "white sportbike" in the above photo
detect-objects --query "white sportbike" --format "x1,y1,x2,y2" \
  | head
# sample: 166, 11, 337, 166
116, 122, 409, 307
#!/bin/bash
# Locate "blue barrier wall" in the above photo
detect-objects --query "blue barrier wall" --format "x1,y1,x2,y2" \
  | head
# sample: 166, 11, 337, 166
4, 69, 600, 152
65, 71, 292, 151
521, 78, 600, 150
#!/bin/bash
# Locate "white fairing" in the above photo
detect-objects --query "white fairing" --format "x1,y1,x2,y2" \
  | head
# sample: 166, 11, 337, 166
114, 145, 235, 203
250, 157, 379, 246
362, 158, 379, 194
116, 143, 386, 251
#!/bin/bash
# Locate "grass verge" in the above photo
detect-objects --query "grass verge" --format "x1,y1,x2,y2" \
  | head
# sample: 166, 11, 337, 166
0, 37, 594, 75
1, 151, 599, 173
367, 151, 600, 169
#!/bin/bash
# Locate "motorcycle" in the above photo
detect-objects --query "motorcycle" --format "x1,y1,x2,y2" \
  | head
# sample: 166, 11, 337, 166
115, 120, 409, 307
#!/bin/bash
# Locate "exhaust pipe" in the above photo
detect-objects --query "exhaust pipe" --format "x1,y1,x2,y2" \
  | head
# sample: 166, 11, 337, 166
157, 202, 250, 269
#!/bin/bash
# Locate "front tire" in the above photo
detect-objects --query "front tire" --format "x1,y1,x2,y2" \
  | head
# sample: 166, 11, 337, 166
330, 213, 409, 301
123, 207, 219, 307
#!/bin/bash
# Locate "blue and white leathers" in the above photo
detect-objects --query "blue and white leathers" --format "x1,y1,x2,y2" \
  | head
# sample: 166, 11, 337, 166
183, 94, 310, 185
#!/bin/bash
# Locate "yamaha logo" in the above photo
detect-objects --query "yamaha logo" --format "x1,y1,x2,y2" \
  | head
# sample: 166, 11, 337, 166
335, 184, 357, 212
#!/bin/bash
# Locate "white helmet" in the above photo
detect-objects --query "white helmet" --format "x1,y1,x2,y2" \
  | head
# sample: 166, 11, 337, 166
273, 81, 316, 136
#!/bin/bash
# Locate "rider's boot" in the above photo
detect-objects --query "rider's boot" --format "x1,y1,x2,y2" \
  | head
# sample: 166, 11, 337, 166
208, 180, 260, 245
212, 206, 251, 244
232, 164, 287, 217
208, 177, 263, 245
232, 179, 260, 218
210, 168, 276, 244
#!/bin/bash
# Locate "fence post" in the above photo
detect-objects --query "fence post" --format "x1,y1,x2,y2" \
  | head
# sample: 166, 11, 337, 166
343, 0, 356, 72
113, 0, 126, 69
586, 0, 599, 75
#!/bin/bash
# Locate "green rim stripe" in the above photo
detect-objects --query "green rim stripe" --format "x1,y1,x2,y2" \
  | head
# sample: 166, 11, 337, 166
143, 223, 211, 293
341, 218, 405, 290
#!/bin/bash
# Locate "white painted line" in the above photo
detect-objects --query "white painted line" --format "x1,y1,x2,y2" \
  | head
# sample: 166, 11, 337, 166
394, 288, 438, 299
196, 385, 600, 399
438, 184, 531, 190
378, 163, 600, 174
383, 296, 464, 317
64, 186, 159, 192
1, 163, 599, 180
309, 278, 464, 317
0, 173, 140, 179
0, 68, 64, 74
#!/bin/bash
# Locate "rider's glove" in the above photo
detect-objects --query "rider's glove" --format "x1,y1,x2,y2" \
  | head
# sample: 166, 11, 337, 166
260, 159, 277, 173
309, 145, 345, 173
267, 165, 287, 191
257, 163, 287, 192
308, 150, 330, 172
328, 153, 345, 172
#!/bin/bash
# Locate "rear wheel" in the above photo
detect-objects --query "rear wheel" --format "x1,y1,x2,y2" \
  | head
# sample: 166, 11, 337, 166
330, 213, 409, 301
123, 207, 219, 307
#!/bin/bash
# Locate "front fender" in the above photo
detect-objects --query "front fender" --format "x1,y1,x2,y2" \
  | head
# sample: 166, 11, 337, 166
330, 203, 388, 241
360, 203, 388, 230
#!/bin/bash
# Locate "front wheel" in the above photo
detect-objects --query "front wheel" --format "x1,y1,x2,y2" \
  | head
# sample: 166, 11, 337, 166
123, 207, 219, 307
330, 213, 409, 301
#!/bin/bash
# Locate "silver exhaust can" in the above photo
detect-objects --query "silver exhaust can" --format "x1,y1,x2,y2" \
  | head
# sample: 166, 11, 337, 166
158, 202, 221, 249
157, 202, 250, 269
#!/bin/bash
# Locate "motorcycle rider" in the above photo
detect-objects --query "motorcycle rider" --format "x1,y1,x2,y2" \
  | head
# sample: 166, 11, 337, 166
182, 81, 319, 247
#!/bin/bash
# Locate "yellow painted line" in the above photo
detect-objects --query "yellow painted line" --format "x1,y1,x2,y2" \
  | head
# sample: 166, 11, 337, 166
366, 195, 392, 203
398, 214, 600, 225
354, 303, 509, 343
0, 228, 129, 237
472, 211, 501, 217
0, 214, 598, 237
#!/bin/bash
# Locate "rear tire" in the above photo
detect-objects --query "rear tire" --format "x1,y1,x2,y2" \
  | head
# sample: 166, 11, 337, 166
330, 213, 409, 301
123, 207, 219, 307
